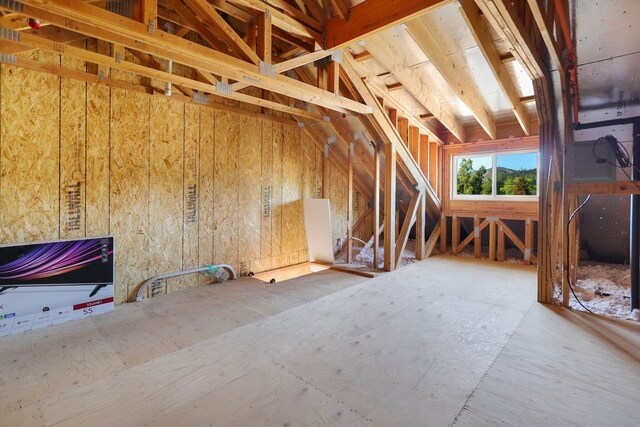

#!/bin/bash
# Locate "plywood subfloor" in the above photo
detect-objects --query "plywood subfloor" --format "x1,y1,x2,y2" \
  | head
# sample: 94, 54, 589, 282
3, 257, 640, 427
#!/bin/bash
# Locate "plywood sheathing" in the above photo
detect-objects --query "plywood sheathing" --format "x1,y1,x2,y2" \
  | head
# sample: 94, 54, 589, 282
0, 61, 370, 303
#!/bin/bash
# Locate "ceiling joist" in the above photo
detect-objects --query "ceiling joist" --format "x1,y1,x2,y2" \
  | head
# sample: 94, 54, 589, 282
9, 0, 371, 115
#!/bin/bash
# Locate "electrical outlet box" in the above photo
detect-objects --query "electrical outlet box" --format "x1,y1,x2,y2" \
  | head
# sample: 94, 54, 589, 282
567, 140, 617, 183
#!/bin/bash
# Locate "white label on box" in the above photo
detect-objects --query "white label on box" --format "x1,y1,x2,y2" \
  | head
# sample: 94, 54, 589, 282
10, 313, 36, 334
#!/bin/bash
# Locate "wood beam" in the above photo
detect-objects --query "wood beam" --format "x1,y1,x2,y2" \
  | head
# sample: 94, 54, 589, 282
395, 192, 421, 265
12, 0, 371, 115
527, 0, 563, 73
327, 60, 339, 96
567, 181, 640, 195
405, 17, 497, 140
325, 0, 452, 49
140, 0, 157, 30
226, 0, 322, 43
256, 11, 272, 62
347, 142, 354, 263
459, 0, 530, 136
353, 50, 372, 62
183, 0, 260, 64
300, 0, 325, 23
440, 213, 447, 254
363, 35, 466, 142
384, 142, 396, 271
425, 218, 441, 258
329, 0, 349, 20
373, 142, 381, 269
8, 31, 326, 121
415, 191, 426, 260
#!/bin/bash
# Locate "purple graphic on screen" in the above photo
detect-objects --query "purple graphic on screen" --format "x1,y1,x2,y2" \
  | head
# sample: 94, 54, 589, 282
0, 238, 114, 286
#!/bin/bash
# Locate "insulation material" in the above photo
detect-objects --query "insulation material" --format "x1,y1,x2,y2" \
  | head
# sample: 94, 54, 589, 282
177, 103, 200, 291
260, 120, 274, 272
238, 115, 261, 275
213, 111, 239, 271
148, 97, 183, 296
0, 62, 60, 244
110, 88, 150, 303
271, 122, 284, 268
198, 107, 215, 284
85, 82, 110, 237
60, 56, 87, 239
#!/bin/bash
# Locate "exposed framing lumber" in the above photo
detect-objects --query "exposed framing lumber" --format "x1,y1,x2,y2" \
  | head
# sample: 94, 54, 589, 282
526, 0, 563, 73
324, 0, 452, 49
566, 181, 640, 195
139, 0, 158, 29
7, 31, 327, 121
12, 0, 371, 115
230, 49, 333, 91
459, 0, 530, 136
440, 213, 447, 254
300, 0, 325, 23
373, 142, 381, 269
363, 35, 466, 142
425, 218, 441, 258
329, 0, 349, 20
451, 215, 460, 255
347, 142, 354, 263
384, 142, 397, 271
183, 0, 260, 64
488, 220, 497, 261
405, 17, 497, 140
415, 191, 426, 260
473, 215, 481, 258
256, 11, 272, 62
396, 192, 421, 266
226, 0, 322, 43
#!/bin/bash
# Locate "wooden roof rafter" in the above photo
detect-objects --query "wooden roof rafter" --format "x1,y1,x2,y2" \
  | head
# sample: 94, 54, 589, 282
8, 0, 371, 115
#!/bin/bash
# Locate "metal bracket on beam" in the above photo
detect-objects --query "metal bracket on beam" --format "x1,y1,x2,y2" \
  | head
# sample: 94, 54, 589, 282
0, 27, 20, 42
330, 49, 343, 64
243, 75, 260, 84
0, 53, 16, 65
0, 0, 24, 13
259, 60, 276, 78
486, 216, 499, 221
193, 91, 209, 105
297, 122, 305, 128
323, 116, 330, 122
98, 69, 105, 81
215, 81, 232, 96
474, 227, 480, 238
524, 248, 531, 260
114, 52, 122, 64
147, 19, 155, 34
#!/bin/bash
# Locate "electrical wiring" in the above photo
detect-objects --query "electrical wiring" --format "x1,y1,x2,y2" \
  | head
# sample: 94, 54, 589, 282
566, 194, 593, 313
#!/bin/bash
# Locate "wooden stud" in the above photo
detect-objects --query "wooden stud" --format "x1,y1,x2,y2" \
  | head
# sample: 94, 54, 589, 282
321, 144, 329, 198
474, 215, 481, 259
524, 217, 532, 265
373, 142, 381, 269
347, 143, 354, 264
415, 191, 426, 260
397, 118, 409, 147
425, 218, 441, 258
384, 142, 396, 271
440, 213, 447, 255
409, 126, 420, 163
451, 215, 460, 255
497, 224, 505, 262
489, 220, 497, 261
419, 134, 429, 179
327, 60, 340, 96
256, 11, 272, 62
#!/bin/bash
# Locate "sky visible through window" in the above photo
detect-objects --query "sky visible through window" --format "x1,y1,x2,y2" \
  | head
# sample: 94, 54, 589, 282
497, 152, 537, 170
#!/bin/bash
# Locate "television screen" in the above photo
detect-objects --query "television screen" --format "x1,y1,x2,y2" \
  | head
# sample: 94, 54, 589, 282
0, 237, 115, 337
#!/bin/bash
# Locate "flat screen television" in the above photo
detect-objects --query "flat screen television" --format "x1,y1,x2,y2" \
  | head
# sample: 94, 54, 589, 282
0, 237, 115, 337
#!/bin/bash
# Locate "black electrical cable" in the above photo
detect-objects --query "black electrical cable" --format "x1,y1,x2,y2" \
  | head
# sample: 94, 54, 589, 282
592, 135, 640, 188
566, 194, 593, 313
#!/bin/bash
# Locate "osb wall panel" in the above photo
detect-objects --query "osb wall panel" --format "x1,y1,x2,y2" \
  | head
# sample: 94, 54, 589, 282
109, 88, 150, 304
0, 60, 60, 244
0, 61, 367, 304
148, 96, 183, 295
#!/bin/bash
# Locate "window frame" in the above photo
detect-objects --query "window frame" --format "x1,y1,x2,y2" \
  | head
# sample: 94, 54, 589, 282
451, 149, 539, 201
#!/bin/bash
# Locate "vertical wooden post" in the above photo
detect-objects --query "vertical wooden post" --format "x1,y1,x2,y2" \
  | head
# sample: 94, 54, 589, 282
420, 134, 429, 178
398, 118, 409, 147
474, 215, 481, 259
136, 0, 157, 31
373, 142, 381, 269
395, 209, 400, 239
384, 142, 396, 271
257, 11, 272, 62
489, 220, 497, 261
497, 224, 505, 262
562, 192, 570, 307
451, 215, 459, 255
524, 217, 532, 265
327, 61, 340, 96
415, 191, 426, 260
440, 213, 447, 254
347, 143, 354, 263
321, 144, 329, 198
409, 126, 420, 161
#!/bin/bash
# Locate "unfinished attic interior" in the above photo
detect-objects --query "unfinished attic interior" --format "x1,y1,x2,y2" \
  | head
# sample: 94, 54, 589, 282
1, 0, 639, 425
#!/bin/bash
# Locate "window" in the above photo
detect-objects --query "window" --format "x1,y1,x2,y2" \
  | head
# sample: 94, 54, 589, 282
453, 151, 538, 199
